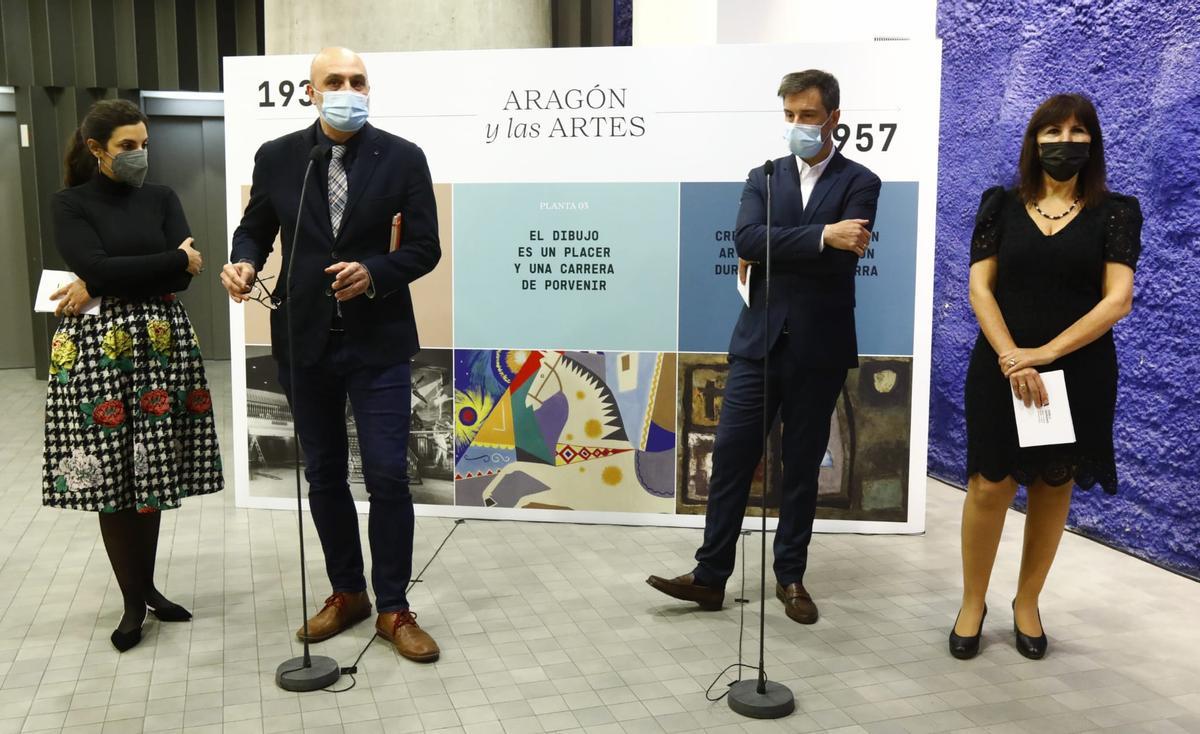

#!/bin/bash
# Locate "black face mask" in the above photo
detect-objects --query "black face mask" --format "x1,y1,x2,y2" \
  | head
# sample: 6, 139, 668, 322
1039, 142, 1090, 182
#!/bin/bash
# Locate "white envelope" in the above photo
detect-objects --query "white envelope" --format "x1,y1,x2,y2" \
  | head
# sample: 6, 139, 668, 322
737, 264, 751, 307
1012, 369, 1076, 447
34, 270, 102, 316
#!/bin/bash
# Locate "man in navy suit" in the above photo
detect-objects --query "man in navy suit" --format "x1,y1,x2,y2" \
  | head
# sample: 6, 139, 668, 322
221, 47, 441, 661
649, 70, 880, 624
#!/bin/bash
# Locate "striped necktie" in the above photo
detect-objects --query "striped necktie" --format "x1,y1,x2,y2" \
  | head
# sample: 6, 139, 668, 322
329, 144, 348, 237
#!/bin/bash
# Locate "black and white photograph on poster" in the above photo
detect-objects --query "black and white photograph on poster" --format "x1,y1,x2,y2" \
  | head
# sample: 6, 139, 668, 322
244, 346, 454, 505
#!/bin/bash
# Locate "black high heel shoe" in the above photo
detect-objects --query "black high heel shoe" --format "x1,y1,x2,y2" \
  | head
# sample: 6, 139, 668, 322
147, 602, 192, 622
111, 609, 146, 653
1012, 599, 1047, 659
948, 605, 987, 659
110, 626, 142, 652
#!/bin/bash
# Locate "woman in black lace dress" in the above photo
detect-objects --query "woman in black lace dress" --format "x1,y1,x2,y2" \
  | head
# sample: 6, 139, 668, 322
950, 94, 1141, 660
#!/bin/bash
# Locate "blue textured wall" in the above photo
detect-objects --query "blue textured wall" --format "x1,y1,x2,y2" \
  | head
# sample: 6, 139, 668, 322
931, 1, 1200, 576
614, 0, 632, 46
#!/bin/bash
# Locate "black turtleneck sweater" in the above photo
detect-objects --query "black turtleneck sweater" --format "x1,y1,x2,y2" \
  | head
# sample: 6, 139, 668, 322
52, 172, 193, 298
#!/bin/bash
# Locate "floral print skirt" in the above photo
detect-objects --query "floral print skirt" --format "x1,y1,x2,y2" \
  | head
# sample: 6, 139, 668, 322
42, 296, 224, 513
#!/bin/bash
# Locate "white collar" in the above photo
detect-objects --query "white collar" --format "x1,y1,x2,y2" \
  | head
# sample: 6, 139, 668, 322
796, 146, 835, 177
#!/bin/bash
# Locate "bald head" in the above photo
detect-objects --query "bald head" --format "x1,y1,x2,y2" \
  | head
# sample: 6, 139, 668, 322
308, 47, 369, 95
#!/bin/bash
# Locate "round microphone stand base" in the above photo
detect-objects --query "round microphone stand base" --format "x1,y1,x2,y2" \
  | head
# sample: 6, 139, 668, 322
728, 679, 795, 719
276, 655, 341, 692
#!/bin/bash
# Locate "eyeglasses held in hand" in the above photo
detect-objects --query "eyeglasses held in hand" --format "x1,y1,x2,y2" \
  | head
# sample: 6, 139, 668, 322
245, 274, 282, 311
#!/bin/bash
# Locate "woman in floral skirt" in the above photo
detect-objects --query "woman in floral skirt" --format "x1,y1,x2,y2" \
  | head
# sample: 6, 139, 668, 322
43, 99, 223, 652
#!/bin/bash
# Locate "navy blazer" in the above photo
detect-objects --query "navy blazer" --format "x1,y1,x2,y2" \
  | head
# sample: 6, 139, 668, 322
728, 151, 881, 369
230, 121, 440, 367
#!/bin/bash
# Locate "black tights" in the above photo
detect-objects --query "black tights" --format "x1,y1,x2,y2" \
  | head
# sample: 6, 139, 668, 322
98, 509, 176, 633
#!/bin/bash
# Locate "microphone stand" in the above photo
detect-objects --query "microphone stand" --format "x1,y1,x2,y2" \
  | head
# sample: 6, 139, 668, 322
276, 145, 342, 692
727, 159, 795, 719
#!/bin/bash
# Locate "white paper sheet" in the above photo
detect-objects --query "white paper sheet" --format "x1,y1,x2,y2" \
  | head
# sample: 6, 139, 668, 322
737, 264, 751, 307
1012, 369, 1076, 447
34, 270, 101, 316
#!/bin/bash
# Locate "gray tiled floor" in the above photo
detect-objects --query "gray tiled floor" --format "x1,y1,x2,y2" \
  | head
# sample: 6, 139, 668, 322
1, 363, 1198, 734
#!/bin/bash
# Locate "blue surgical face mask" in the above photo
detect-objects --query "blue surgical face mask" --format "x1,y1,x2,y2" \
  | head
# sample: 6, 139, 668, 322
316, 90, 370, 132
783, 116, 830, 159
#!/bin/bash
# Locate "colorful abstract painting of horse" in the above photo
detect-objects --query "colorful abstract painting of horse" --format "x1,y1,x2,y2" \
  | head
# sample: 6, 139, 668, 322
454, 350, 676, 512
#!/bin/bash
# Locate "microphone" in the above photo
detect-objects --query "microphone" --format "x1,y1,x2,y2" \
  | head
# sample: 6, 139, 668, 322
275, 141, 342, 692
726, 155, 795, 718
282, 146, 326, 308
756, 157, 773, 691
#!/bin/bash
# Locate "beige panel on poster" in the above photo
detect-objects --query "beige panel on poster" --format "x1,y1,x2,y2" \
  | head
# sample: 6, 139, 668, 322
411, 183, 453, 348
240, 186, 278, 346
237, 183, 453, 348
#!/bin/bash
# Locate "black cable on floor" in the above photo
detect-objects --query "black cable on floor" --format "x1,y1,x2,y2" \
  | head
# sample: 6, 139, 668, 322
705, 529, 760, 702
736, 528, 749, 681
323, 518, 465, 694
705, 662, 760, 702
321, 635, 376, 693
408, 518, 465, 593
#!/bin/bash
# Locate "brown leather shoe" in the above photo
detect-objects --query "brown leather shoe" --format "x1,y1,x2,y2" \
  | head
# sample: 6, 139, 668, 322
296, 591, 372, 643
776, 582, 818, 624
646, 573, 724, 610
376, 610, 440, 663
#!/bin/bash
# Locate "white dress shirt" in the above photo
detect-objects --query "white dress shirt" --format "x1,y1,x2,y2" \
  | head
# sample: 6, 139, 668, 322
795, 146, 835, 251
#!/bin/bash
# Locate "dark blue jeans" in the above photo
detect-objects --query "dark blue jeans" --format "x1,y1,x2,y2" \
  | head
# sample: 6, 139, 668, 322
278, 334, 413, 612
693, 335, 847, 589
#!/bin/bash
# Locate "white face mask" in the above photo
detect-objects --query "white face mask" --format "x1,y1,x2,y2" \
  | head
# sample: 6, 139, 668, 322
783, 115, 830, 158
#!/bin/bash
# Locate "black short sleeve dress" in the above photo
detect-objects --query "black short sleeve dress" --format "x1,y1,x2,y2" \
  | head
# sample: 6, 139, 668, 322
964, 186, 1142, 494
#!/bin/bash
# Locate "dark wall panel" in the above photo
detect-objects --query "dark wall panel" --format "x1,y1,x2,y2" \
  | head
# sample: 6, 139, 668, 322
87, 0, 119, 87
195, 0, 219, 91
134, 0, 160, 89
1, 0, 260, 373
71, 0, 97, 87
0, 111, 33, 369
113, 0, 140, 88
175, 0, 199, 90
1, 0, 35, 85
30, 1, 76, 86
